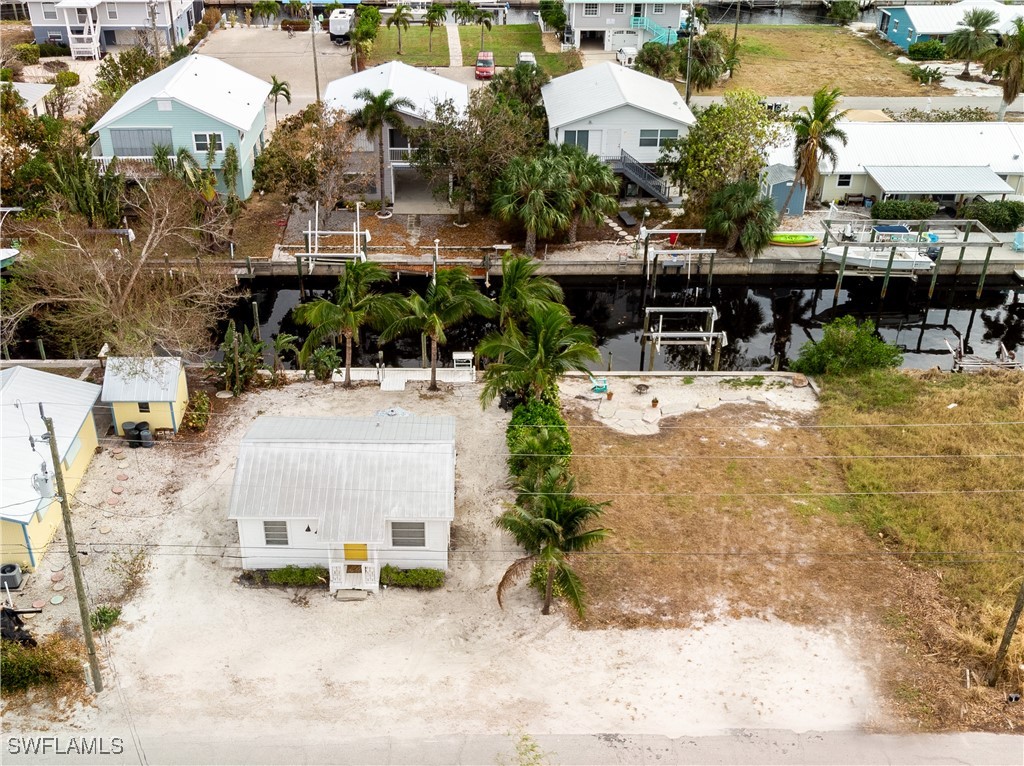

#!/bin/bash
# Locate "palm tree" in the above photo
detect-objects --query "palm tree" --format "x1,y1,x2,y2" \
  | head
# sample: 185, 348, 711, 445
495, 468, 610, 617
477, 303, 601, 405
452, 0, 475, 25
780, 85, 848, 217
379, 266, 497, 390
705, 179, 779, 261
293, 261, 400, 386
472, 8, 492, 49
351, 88, 415, 204
270, 332, 299, 385
687, 32, 726, 92
551, 144, 619, 245
984, 17, 1024, 120
946, 8, 998, 77
269, 75, 291, 126
492, 156, 569, 258
252, 0, 280, 27
287, 0, 303, 17
425, 3, 447, 52
495, 253, 563, 331
386, 4, 413, 55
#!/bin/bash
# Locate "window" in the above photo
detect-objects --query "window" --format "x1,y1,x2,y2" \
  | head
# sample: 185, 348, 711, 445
879, 13, 890, 33
110, 128, 173, 156
263, 521, 289, 546
107, 3, 118, 20
907, 30, 913, 42
614, 3, 624, 12
157, 100, 172, 112
639, 128, 678, 147
193, 132, 224, 153
62, 435, 82, 471
583, 2, 598, 16
653, 3, 664, 13
138, 402, 151, 413
893, 20, 899, 32
42, 2, 56, 19
563, 130, 589, 151
391, 522, 426, 547
837, 174, 852, 188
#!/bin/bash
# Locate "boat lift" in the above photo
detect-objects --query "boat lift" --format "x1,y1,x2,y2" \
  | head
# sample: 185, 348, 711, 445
638, 226, 717, 299
640, 306, 728, 371
297, 201, 371, 280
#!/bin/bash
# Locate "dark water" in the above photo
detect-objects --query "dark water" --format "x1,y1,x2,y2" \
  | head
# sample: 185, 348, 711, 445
232, 275, 1023, 373
502, 4, 880, 26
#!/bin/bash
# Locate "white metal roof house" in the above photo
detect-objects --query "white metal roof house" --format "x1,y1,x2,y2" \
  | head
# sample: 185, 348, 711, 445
25, 0, 199, 59
767, 122, 1024, 206
91, 55, 272, 200
101, 357, 188, 436
227, 415, 457, 592
541, 62, 695, 201
10, 82, 54, 117
1, 367, 101, 570
324, 61, 469, 210
561, 0, 698, 52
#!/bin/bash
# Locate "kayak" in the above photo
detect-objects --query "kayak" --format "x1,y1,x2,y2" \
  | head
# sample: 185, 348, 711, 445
770, 233, 821, 247
0, 248, 18, 269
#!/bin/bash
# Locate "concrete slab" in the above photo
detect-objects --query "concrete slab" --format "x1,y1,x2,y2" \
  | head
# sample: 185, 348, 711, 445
697, 396, 719, 409
642, 409, 660, 423
614, 408, 644, 421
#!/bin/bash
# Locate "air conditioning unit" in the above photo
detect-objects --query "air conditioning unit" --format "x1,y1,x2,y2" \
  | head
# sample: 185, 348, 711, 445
0, 563, 24, 590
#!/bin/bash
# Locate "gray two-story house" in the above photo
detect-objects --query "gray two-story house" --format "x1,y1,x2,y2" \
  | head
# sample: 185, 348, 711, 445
563, 0, 694, 51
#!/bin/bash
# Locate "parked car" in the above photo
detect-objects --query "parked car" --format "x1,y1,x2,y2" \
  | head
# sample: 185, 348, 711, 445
516, 51, 537, 67
475, 51, 495, 79
616, 47, 638, 67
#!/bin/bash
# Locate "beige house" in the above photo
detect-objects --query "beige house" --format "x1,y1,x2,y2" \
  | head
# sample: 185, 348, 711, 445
101, 357, 188, 436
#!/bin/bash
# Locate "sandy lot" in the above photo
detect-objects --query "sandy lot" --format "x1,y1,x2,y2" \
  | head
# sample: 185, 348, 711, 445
4, 377, 883, 742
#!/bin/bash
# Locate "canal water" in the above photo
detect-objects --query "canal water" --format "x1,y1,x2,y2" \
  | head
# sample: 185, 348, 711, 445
233, 276, 1023, 373
501, 4, 880, 26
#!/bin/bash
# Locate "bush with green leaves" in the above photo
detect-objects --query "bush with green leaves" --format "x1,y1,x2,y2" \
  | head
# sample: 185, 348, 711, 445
13, 44, 40, 64
53, 70, 80, 88
958, 200, 1024, 233
90, 605, 121, 632
827, 0, 859, 24
183, 391, 211, 431
38, 42, 71, 57
214, 321, 267, 395
908, 39, 946, 61
267, 565, 329, 586
306, 345, 341, 381
0, 68, 11, 82
506, 399, 571, 477
539, 0, 567, 31
883, 106, 992, 123
380, 565, 445, 589
909, 65, 943, 85
870, 198, 939, 220
791, 316, 903, 376
0, 637, 82, 693
282, 19, 310, 31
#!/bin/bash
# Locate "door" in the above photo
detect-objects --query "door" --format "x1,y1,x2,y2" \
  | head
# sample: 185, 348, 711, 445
342, 543, 368, 589
604, 129, 622, 158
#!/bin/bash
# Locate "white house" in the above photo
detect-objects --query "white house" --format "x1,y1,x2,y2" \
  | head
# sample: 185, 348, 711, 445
10, 82, 54, 117
25, 0, 199, 59
767, 122, 1024, 206
562, 0, 695, 51
227, 415, 456, 593
542, 62, 694, 200
324, 61, 468, 208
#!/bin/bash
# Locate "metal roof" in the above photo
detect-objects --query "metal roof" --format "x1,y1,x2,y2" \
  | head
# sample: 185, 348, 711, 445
765, 163, 797, 187
324, 62, 468, 122
863, 165, 1013, 195
11, 82, 54, 107
92, 55, 272, 134
1, 367, 100, 524
101, 357, 183, 403
227, 416, 456, 544
902, 0, 1024, 35
542, 62, 695, 130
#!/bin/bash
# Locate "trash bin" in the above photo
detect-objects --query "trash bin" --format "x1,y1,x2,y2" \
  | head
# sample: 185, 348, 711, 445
122, 421, 140, 448
138, 427, 155, 449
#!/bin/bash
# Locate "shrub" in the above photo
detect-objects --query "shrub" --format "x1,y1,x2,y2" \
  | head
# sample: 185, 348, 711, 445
267, 565, 329, 586
0, 68, 11, 82
909, 65, 943, 85
202, 7, 222, 28
870, 198, 939, 220
790, 316, 903, 376
0, 636, 82, 693
13, 43, 40, 64
188, 21, 209, 47
38, 42, 71, 57
53, 70, 79, 88
506, 399, 571, 476
89, 605, 121, 632
958, 200, 1024, 233
168, 44, 190, 63
182, 391, 211, 431
380, 565, 445, 589
827, 0, 859, 24
282, 19, 310, 31
306, 346, 341, 382
908, 39, 946, 61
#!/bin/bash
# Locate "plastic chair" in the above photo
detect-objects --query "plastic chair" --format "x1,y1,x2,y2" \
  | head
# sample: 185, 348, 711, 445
588, 374, 608, 393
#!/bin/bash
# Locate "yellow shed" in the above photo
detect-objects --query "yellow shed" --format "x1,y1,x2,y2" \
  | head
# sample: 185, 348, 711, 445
0, 366, 101, 571
101, 357, 189, 436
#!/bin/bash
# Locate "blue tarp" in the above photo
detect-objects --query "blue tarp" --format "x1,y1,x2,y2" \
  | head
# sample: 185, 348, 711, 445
872, 225, 911, 234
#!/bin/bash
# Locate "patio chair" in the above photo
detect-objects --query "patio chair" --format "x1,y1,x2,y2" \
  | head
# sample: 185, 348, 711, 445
588, 373, 608, 393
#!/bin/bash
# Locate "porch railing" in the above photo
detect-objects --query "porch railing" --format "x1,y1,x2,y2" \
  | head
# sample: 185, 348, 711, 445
93, 155, 176, 176
617, 150, 670, 203
329, 562, 380, 591
389, 147, 414, 162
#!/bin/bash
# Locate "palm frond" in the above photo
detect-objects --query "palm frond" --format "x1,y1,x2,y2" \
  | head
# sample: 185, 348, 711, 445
496, 556, 535, 609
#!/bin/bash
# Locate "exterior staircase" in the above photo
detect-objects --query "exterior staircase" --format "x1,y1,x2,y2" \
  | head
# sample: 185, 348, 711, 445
616, 150, 670, 203
629, 16, 678, 46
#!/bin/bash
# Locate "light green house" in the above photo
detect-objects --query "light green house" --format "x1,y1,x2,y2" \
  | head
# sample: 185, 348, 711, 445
91, 54, 272, 200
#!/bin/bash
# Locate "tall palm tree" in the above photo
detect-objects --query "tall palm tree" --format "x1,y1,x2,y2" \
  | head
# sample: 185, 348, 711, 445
292, 261, 400, 386
269, 75, 291, 126
351, 88, 415, 204
705, 179, 779, 261
379, 266, 497, 390
551, 144, 619, 245
452, 0, 475, 25
685, 32, 726, 92
425, 3, 447, 52
984, 17, 1024, 120
287, 0, 303, 18
492, 156, 569, 258
252, 0, 280, 27
495, 253, 564, 331
477, 303, 601, 405
495, 468, 610, 617
780, 85, 848, 217
946, 8, 998, 77
472, 8, 492, 49
386, 4, 413, 55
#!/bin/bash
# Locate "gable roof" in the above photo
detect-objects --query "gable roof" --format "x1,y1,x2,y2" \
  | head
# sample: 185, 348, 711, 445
227, 416, 456, 544
11, 82, 54, 107
323, 61, 469, 122
101, 357, 183, 403
902, 0, 1024, 35
92, 55, 272, 133
765, 163, 797, 187
1, 367, 100, 524
542, 62, 695, 129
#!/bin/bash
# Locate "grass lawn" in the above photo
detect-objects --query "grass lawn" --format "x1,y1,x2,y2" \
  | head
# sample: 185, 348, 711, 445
457, 23, 579, 76
368, 24, 450, 67
699, 24, 951, 97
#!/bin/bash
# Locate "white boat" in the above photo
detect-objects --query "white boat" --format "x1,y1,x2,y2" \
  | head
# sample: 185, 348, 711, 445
380, 0, 430, 20
0, 247, 18, 270
822, 245, 936, 273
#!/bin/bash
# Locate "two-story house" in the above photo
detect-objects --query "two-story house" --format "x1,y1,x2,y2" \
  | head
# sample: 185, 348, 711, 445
91, 54, 271, 199
562, 0, 696, 51
26, 0, 201, 59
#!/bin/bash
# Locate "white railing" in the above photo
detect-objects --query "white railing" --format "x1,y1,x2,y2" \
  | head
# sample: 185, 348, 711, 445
389, 147, 414, 162
93, 155, 176, 175
329, 562, 379, 591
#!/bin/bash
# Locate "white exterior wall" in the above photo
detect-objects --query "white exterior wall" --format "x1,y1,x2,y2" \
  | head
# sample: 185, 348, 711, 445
817, 172, 1024, 204
27, 0, 194, 49
566, 1, 686, 50
550, 104, 688, 163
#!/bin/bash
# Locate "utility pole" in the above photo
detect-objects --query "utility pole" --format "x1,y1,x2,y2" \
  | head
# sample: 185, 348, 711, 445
986, 575, 1024, 686
148, 0, 163, 67
684, 0, 694, 104
40, 406, 103, 693
731, 0, 740, 77
309, 0, 321, 103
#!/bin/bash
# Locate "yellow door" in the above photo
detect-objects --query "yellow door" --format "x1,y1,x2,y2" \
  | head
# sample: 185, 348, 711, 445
343, 543, 368, 561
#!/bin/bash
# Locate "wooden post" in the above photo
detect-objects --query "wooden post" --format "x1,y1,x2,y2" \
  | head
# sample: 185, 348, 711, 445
296, 256, 306, 299
71, 340, 80, 360
607, 351, 612, 372
708, 251, 716, 288
642, 233, 650, 285
975, 246, 994, 298
639, 312, 650, 371
36, 338, 46, 360
232, 331, 240, 395
246, 256, 254, 277
833, 245, 850, 300
251, 302, 261, 340
986, 575, 1024, 686
928, 246, 944, 299
651, 253, 660, 298
647, 340, 655, 371
955, 221, 973, 277
881, 246, 898, 299
712, 335, 722, 371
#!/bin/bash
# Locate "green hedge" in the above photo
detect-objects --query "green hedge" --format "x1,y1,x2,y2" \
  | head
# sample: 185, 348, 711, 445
38, 42, 71, 57
54, 70, 80, 88
267, 565, 329, 586
380, 565, 445, 589
282, 19, 310, 31
870, 199, 939, 220
13, 44, 40, 64
958, 200, 1024, 233
183, 391, 211, 431
908, 40, 946, 61
506, 399, 571, 476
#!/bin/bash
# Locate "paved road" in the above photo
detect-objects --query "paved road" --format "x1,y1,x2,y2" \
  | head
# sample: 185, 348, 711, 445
689, 94, 1024, 115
